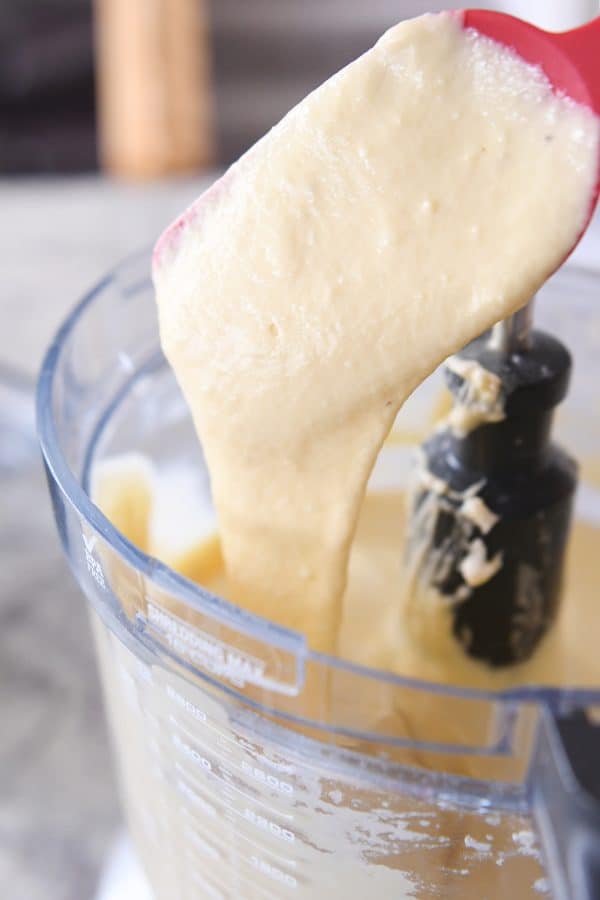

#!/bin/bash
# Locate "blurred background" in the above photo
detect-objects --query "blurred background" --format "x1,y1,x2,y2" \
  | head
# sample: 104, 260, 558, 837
0, 0, 468, 175
0, 2, 598, 900
1, 0, 472, 385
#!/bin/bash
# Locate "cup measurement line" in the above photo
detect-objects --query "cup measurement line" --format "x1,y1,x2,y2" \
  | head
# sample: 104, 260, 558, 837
235, 736, 297, 776
176, 764, 241, 820
164, 683, 326, 782
174, 762, 286, 830
182, 827, 232, 869
187, 850, 280, 900
175, 778, 225, 825
184, 813, 298, 872
167, 704, 297, 777
189, 869, 226, 900
163, 685, 297, 775
230, 721, 358, 780
184, 818, 227, 852
170, 719, 246, 777
189, 858, 278, 900
184, 807, 296, 888
179, 790, 218, 821
176, 764, 300, 856
151, 693, 308, 799
163, 685, 310, 780
214, 765, 296, 821
180, 792, 270, 859
184, 824, 233, 862
170, 728, 296, 820
174, 757, 296, 829
232, 827, 299, 869
175, 777, 226, 819
170, 715, 297, 798
168, 712, 249, 762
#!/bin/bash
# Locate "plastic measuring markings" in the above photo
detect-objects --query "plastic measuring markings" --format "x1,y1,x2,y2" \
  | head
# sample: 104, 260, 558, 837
150, 673, 304, 895
143, 598, 304, 697
112, 640, 305, 896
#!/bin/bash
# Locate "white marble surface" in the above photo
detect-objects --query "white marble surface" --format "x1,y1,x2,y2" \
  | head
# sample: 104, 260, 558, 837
0, 175, 216, 377
0, 175, 216, 900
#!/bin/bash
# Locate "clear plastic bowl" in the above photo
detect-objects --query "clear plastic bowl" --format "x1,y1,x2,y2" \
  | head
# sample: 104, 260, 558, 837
37, 253, 600, 899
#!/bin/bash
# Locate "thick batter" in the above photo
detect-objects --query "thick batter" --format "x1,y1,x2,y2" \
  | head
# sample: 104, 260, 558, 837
93, 455, 600, 690
153, 13, 598, 654
83, 16, 600, 900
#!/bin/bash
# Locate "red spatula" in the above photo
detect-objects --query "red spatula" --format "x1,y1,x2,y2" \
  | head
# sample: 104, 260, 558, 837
462, 10, 600, 236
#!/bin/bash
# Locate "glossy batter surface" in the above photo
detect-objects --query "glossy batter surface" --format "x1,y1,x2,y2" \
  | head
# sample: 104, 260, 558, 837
93, 456, 599, 689
153, 13, 599, 652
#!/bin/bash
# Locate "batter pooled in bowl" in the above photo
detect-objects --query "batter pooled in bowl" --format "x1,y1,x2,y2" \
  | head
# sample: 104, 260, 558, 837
152, 13, 598, 655
93, 455, 600, 690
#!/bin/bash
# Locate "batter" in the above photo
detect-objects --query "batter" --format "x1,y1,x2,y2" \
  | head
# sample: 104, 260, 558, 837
82, 17, 600, 900
152, 13, 599, 655
93, 455, 600, 690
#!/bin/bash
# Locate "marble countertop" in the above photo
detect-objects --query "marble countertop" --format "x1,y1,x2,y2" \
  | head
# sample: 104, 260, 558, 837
0, 175, 215, 900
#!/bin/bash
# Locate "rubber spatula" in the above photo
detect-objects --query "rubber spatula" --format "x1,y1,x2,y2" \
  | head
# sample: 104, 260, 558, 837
407, 13, 600, 666
462, 11, 600, 238
449, 13, 600, 900
407, 14, 600, 666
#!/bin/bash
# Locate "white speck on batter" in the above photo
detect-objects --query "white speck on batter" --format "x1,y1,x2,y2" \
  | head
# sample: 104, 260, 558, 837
464, 835, 491, 853
512, 830, 539, 859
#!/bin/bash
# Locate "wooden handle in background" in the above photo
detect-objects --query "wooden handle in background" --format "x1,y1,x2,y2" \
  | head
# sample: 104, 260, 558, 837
94, 0, 215, 178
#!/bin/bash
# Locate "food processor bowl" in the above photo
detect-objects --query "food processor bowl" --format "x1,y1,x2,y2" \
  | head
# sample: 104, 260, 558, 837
37, 252, 600, 899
